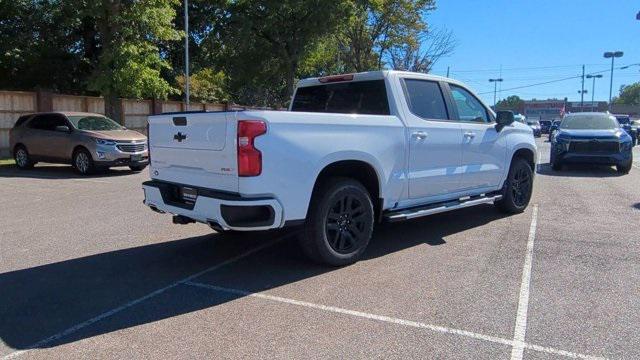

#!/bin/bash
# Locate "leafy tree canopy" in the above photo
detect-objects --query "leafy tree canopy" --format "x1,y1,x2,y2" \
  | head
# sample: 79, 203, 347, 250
496, 95, 525, 111
613, 83, 640, 106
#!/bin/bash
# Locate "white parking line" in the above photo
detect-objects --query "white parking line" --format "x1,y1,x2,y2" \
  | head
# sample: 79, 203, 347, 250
183, 281, 604, 360
510, 205, 539, 360
2, 234, 291, 360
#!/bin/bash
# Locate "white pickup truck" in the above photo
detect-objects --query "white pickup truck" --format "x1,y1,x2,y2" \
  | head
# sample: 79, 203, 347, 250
143, 71, 536, 265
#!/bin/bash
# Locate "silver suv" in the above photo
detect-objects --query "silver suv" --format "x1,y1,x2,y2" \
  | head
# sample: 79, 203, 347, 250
9, 112, 148, 175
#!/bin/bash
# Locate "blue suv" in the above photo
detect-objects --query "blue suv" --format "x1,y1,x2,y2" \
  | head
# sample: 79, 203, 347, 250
550, 113, 633, 174
614, 114, 637, 145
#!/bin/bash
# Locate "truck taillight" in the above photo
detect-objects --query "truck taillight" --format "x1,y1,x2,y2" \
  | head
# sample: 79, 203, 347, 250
237, 120, 266, 177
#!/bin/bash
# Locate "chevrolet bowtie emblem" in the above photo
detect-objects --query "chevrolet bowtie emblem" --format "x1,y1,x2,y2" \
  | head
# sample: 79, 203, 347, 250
174, 132, 187, 142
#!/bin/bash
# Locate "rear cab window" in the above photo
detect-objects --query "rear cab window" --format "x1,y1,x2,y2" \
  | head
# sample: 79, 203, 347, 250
291, 80, 390, 115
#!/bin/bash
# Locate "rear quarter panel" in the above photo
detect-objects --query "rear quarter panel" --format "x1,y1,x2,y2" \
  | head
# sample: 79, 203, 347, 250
236, 111, 406, 221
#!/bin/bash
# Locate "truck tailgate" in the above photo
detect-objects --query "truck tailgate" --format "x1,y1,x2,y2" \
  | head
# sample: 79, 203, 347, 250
148, 112, 238, 192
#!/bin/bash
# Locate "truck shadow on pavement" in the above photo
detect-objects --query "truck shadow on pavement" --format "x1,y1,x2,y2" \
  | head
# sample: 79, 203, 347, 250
0, 164, 140, 179
0, 205, 508, 352
536, 163, 623, 178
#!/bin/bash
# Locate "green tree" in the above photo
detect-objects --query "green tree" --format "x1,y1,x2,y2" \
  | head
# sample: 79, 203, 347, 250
222, 0, 350, 103
496, 95, 525, 111
82, 0, 182, 122
613, 83, 640, 105
176, 68, 229, 103
337, 0, 435, 72
0, 1, 89, 93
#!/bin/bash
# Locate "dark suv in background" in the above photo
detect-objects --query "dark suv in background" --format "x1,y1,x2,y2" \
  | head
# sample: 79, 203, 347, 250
9, 112, 148, 175
550, 113, 633, 173
540, 120, 552, 134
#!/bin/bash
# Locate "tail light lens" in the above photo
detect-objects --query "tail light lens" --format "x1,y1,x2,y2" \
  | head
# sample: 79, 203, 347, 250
237, 120, 267, 176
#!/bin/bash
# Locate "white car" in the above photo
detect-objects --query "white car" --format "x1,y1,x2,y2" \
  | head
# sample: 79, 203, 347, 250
143, 71, 537, 265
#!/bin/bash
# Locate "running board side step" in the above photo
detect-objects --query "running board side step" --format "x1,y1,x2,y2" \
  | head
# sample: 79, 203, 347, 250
384, 194, 503, 222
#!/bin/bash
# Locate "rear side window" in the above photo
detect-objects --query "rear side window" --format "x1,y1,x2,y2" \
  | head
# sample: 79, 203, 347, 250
14, 115, 32, 128
27, 114, 68, 131
402, 79, 449, 120
291, 80, 390, 115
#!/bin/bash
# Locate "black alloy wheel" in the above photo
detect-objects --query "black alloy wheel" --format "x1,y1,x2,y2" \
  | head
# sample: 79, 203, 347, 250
325, 194, 368, 254
299, 177, 374, 266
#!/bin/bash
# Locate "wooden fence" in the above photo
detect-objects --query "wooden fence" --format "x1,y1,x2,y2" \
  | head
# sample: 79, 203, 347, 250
0, 90, 236, 157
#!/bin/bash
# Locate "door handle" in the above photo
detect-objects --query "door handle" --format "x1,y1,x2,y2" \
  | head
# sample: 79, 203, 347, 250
412, 131, 428, 140
464, 131, 476, 138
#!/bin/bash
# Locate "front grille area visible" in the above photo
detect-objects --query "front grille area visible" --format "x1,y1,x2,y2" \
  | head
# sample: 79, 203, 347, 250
117, 143, 146, 153
569, 140, 619, 153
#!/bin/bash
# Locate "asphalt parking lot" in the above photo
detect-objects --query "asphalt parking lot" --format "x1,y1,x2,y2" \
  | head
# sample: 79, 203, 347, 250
1, 137, 639, 359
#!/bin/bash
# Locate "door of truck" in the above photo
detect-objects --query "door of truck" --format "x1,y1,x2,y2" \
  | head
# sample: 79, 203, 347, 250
400, 78, 465, 199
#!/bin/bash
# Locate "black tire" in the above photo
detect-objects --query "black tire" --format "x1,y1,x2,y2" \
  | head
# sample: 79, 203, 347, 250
72, 148, 95, 175
550, 151, 562, 171
299, 177, 374, 266
617, 162, 632, 174
13, 145, 35, 169
495, 157, 534, 214
129, 165, 147, 172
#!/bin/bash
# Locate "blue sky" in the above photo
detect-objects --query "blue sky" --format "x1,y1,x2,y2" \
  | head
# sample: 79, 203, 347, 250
426, 1, 640, 105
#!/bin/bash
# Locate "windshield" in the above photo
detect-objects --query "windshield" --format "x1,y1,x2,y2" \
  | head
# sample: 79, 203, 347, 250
67, 115, 123, 131
559, 115, 618, 130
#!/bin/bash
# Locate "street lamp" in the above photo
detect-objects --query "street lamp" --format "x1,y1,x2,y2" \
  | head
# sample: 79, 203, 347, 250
578, 90, 588, 111
586, 74, 603, 112
489, 78, 503, 108
603, 51, 623, 109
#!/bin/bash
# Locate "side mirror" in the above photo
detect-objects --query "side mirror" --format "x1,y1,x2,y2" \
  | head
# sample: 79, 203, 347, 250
55, 125, 71, 133
495, 110, 514, 131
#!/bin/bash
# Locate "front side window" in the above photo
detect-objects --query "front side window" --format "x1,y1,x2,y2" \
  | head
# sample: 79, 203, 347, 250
450, 85, 489, 123
402, 79, 449, 120
67, 115, 123, 131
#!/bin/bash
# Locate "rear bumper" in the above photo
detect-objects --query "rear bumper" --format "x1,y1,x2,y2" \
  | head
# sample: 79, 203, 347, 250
142, 180, 284, 231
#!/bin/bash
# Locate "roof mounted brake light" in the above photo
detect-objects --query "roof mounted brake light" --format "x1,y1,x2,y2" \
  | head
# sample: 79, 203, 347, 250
318, 74, 354, 83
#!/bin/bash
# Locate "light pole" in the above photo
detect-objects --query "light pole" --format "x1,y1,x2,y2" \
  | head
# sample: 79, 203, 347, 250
603, 51, 623, 109
184, 0, 190, 107
586, 74, 603, 112
580, 64, 585, 107
489, 78, 503, 108
578, 90, 588, 111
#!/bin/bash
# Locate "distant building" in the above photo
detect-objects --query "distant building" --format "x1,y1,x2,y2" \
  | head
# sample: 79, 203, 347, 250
523, 100, 565, 120
567, 101, 608, 113
522, 99, 607, 120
